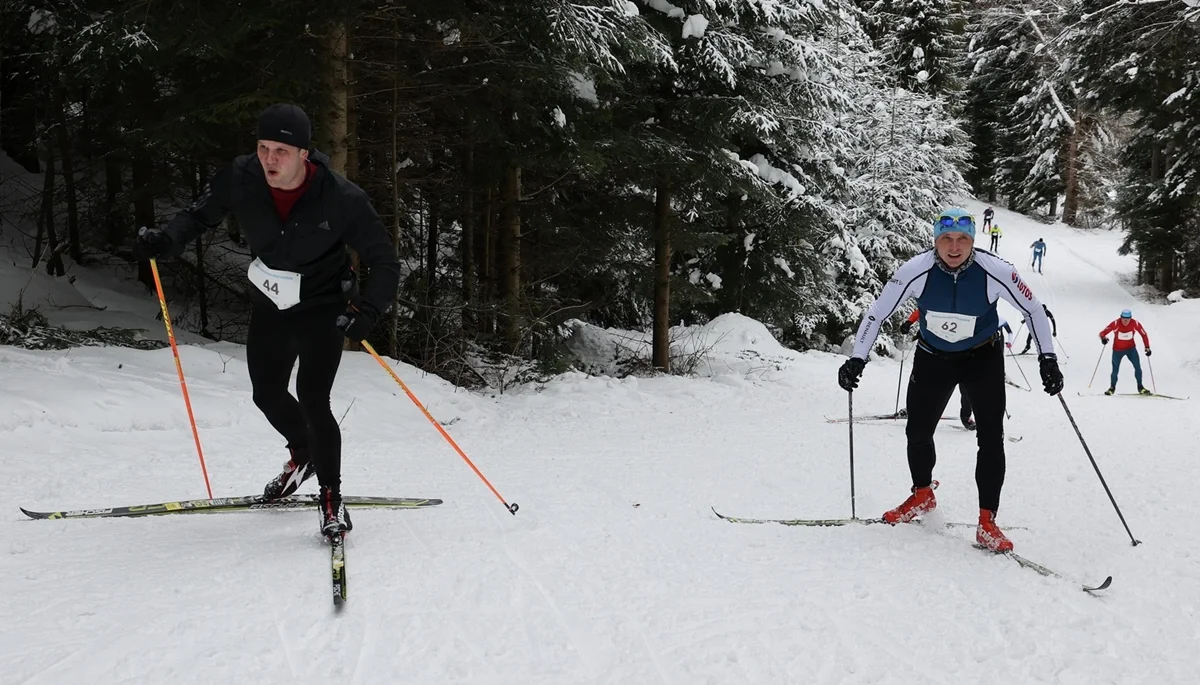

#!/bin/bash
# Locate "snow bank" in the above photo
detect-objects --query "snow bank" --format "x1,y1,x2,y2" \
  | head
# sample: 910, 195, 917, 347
562, 313, 802, 380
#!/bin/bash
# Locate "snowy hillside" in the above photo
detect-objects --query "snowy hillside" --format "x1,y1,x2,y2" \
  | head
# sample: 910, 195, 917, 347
4, 202, 1200, 684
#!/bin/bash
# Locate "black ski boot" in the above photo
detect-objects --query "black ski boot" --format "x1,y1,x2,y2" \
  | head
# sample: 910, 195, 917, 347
263, 446, 315, 500
961, 411, 977, 431
319, 486, 352, 537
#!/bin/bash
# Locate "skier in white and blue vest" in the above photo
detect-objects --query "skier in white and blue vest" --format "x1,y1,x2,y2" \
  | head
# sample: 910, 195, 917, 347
836, 207, 1063, 552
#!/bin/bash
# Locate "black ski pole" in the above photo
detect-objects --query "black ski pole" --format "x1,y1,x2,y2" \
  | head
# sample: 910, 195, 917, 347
848, 391, 857, 520
1056, 394, 1141, 546
1007, 346, 1034, 391
1087, 345, 1105, 388
894, 348, 907, 417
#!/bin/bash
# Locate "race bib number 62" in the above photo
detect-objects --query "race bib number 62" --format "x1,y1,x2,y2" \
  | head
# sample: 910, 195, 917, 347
926, 311, 977, 344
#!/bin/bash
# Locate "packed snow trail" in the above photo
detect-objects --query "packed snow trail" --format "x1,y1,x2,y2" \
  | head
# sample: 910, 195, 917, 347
3, 203, 1200, 683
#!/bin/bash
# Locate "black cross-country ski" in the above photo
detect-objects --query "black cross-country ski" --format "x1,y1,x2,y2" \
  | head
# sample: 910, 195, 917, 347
330, 532, 347, 608
825, 413, 955, 424
1077, 391, 1188, 400
1005, 378, 1030, 392
947, 424, 1023, 442
21, 494, 441, 520
709, 507, 1027, 530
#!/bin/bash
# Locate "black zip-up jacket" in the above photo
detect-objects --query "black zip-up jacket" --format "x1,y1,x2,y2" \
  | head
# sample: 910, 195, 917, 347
163, 149, 400, 318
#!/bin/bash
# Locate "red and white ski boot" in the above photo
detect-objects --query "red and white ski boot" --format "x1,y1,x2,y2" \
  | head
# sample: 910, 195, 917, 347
976, 508, 1014, 552
882, 480, 938, 524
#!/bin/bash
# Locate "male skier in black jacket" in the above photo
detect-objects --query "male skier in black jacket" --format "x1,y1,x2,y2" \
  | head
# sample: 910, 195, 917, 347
137, 104, 401, 537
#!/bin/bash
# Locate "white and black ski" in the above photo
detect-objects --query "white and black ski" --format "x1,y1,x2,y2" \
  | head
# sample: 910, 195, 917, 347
21, 494, 441, 520
709, 507, 1024, 530
712, 508, 1107, 593
330, 532, 347, 608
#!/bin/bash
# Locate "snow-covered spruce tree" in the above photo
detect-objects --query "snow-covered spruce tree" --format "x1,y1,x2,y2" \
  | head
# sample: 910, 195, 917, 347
991, 4, 1079, 217
593, 0, 855, 366
1062, 0, 1200, 290
814, 10, 973, 354
858, 0, 967, 97
962, 4, 1035, 205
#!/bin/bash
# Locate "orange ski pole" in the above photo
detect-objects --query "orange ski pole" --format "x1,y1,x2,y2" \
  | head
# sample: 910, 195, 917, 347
149, 258, 213, 498
360, 340, 517, 514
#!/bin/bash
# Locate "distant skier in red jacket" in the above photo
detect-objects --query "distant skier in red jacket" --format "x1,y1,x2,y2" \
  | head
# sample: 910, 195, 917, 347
1099, 309, 1151, 395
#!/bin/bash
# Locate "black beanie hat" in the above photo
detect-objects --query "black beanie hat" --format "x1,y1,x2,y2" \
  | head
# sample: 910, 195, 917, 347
256, 103, 311, 150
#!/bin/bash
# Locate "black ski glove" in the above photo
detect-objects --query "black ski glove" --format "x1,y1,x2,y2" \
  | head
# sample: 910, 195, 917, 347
899, 320, 913, 335
1145, 348, 1152, 357
1100, 336, 1109, 345
1038, 353, 1064, 395
838, 357, 867, 392
135, 226, 175, 260
336, 303, 380, 343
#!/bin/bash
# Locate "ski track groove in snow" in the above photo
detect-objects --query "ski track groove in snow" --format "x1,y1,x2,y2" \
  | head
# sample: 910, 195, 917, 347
4, 201, 1200, 682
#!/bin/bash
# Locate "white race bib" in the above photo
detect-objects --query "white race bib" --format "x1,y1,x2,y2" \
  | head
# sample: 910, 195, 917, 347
1117, 331, 1134, 341
926, 311, 977, 343
249, 258, 302, 310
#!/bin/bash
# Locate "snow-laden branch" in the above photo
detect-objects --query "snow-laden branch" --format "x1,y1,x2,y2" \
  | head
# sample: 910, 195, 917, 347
1022, 8, 1077, 130
1081, 0, 1175, 23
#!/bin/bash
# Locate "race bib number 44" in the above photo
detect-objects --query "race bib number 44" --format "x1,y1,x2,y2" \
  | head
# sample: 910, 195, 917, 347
926, 311, 976, 343
249, 258, 302, 310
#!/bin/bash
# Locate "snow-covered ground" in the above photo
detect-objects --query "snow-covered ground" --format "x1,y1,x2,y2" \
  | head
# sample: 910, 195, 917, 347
3, 201, 1199, 684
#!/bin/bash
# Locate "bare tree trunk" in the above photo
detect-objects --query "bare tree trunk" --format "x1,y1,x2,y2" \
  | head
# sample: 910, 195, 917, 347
652, 173, 672, 372
529, 221, 541, 359
390, 81, 402, 355
33, 146, 54, 269
461, 147, 475, 334
132, 151, 155, 288
479, 185, 495, 335
192, 162, 210, 336
345, 50, 358, 183
42, 152, 65, 277
1048, 195, 1058, 218
323, 19, 360, 350
498, 166, 521, 350
424, 184, 440, 364
1061, 122, 1081, 227
52, 83, 81, 263
323, 20, 349, 173
104, 153, 125, 248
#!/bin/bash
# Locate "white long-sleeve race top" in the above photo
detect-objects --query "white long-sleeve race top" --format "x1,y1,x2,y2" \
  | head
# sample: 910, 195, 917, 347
851, 249, 1055, 360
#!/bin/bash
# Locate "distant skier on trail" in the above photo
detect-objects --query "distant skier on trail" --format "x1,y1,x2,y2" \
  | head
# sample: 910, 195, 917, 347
1099, 310, 1151, 396
135, 103, 402, 537
838, 207, 1061, 552
1019, 304, 1056, 354
1030, 239, 1047, 273
983, 206, 994, 231
988, 224, 1002, 252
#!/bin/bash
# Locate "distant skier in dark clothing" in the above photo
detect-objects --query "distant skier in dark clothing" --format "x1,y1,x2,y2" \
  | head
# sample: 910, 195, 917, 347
1019, 304, 1057, 354
136, 103, 401, 537
983, 206, 994, 231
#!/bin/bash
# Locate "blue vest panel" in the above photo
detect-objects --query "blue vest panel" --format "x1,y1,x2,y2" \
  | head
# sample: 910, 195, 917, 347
917, 263, 1000, 352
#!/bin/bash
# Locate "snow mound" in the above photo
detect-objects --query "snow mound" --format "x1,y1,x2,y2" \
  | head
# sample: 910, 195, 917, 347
562, 313, 800, 379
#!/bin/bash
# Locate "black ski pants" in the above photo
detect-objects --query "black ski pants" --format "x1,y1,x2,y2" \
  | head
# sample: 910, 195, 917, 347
246, 301, 346, 491
906, 336, 1007, 511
